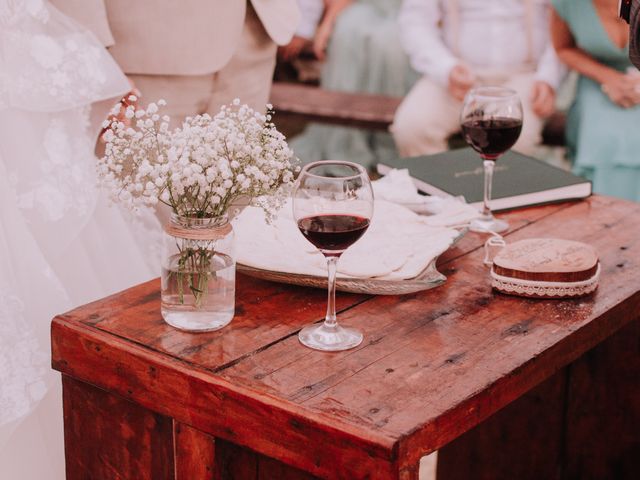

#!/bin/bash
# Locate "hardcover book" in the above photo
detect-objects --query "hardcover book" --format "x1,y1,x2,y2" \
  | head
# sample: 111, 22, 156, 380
377, 148, 592, 211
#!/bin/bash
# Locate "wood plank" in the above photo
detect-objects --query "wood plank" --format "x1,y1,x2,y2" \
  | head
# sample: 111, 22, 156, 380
64, 275, 368, 372
563, 318, 640, 479
437, 318, 640, 480
62, 376, 174, 480
214, 439, 258, 480
257, 451, 319, 480
174, 422, 216, 480
212, 438, 321, 480
437, 369, 567, 480
270, 83, 401, 131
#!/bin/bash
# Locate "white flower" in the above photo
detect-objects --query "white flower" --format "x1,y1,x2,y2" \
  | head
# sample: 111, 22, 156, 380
97, 99, 298, 219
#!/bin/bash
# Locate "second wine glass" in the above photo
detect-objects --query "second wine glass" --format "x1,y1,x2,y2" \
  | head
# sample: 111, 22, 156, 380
460, 86, 523, 233
292, 161, 374, 352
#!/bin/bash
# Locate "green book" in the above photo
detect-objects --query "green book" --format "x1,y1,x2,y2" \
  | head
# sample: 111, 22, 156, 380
377, 148, 592, 212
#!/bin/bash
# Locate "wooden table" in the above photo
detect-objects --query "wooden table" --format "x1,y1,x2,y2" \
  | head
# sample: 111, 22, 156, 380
52, 196, 640, 480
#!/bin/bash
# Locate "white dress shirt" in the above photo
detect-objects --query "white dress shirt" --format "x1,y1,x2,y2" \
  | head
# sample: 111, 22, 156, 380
399, 0, 564, 89
295, 0, 324, 39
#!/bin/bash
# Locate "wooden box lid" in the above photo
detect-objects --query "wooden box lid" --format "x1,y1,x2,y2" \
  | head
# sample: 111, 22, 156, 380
491, 238, 600, 298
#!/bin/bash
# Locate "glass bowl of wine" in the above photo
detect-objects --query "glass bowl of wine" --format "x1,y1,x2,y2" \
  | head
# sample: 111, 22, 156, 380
292, 161, 374, 351
460, 86, 523, 233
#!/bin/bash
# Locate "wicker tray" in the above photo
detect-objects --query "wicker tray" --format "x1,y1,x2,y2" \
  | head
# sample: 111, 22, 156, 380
237, 228, 466, 295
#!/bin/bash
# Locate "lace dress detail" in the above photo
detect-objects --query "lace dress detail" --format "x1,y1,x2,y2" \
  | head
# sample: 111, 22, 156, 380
14, 111, 97, 221
0, 4, 159, 476
0, 290, 48, 426
0, 0, 159, 443
1, 0, 125, 111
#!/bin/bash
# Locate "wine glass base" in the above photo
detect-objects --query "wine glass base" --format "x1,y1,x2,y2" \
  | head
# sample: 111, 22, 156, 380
470, 216, 509, 234
298, 323, 363, 352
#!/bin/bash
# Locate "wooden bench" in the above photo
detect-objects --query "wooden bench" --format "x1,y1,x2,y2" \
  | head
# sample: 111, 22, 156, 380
270, 82, 566, 147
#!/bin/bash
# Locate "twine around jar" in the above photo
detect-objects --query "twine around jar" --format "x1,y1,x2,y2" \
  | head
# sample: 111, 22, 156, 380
164, 220, 232, 241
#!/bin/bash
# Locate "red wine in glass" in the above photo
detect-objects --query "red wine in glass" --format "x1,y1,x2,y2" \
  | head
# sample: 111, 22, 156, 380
460, 87, 523, 233
297, 214, 370, 256
292, 160, 374, 352
461, 117, 523, 160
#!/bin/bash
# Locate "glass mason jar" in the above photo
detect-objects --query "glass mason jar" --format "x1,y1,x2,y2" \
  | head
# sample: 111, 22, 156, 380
160, 214, 235, 332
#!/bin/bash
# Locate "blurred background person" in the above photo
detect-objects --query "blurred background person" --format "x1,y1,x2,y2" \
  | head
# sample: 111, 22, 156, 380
551, 0, 640, 201
279, 0, 325, 62
52, 0, 300, 127
392, 0, 565, 158
291, 0, 418, 168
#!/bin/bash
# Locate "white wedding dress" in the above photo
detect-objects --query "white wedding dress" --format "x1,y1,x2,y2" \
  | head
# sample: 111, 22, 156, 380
0, 1, 159, 478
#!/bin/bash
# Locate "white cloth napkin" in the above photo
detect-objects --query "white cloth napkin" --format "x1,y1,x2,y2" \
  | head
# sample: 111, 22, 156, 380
234, 169, 481, 281
372, 169, 480, 227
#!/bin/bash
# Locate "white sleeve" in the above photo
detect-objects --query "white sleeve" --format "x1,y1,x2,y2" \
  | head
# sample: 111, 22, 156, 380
295, 0, 325, 39
534, 42, 568, 91
398, 0, 459, 86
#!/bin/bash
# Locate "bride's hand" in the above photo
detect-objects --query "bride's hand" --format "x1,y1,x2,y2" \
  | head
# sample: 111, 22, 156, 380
116, 78, 142, 124
111, 78, 141, 125
100, 78, 141, 139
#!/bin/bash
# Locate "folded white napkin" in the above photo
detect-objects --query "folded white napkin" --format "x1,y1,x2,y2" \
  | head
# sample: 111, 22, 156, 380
234, 170, 480, 281
373, 169, 480, 227
235, 199, 460, 280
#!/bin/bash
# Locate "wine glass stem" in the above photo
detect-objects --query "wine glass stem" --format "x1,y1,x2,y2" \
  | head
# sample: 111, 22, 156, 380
324, 256, 338, 328
482, 159, 495, 219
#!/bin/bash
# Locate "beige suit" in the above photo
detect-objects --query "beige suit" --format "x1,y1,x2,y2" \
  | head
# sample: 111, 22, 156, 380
52, 0, 300, 121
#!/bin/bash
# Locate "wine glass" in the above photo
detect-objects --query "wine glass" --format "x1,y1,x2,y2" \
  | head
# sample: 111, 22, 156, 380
292, 161, 374, 351
460, 86, 523, 233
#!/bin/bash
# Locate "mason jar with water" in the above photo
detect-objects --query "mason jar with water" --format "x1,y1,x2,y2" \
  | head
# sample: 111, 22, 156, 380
161, 214, 235, 332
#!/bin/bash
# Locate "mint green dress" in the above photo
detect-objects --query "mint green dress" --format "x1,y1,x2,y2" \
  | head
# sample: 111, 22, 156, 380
290, 0, 418, 168
553, 0, 640, 201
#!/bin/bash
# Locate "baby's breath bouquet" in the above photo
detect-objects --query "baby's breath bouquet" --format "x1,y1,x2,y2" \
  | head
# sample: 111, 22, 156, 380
99, 97, 298, 220
99, 98, 298, 331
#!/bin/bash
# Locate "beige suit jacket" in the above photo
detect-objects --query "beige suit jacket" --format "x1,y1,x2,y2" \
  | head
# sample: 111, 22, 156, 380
50, 0, 300, 75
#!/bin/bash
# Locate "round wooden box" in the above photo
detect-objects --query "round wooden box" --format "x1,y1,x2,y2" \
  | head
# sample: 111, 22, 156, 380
491, 238, 600, 299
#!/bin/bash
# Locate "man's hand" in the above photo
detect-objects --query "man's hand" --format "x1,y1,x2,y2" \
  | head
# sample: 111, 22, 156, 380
530, 81, 556, 118
448, 64, 476, 101
278, 35, 308, 62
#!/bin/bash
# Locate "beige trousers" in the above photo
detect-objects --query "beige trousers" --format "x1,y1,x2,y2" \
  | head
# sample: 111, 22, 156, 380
130, 6, 277, 127
391, 73, 544, 157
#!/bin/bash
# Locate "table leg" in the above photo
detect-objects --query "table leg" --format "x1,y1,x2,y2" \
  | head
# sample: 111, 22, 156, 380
397, 462, 420, 480
62, 375, 175, 480
437, 317, 640, 480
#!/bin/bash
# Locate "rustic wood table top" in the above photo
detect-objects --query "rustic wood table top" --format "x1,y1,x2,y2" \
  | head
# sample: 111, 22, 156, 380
52, 195, 640, 479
